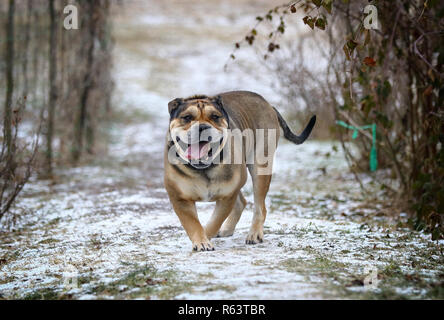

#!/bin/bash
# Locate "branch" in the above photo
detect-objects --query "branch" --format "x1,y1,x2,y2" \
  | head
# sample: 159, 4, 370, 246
413, 31, 444, 78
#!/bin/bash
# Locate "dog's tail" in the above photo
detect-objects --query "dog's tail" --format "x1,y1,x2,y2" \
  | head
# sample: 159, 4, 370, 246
273, 107, 316, 145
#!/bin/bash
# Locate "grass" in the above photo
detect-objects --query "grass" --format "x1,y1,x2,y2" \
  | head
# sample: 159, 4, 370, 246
346, 260, 444, 300
23, 288, 63, 300
280, 251, 346, 279
275, 229, 444, 300
88, 264, 197, 299
38, 238, 60, 245
204, 284, 236, 293
19, 263, 197, 300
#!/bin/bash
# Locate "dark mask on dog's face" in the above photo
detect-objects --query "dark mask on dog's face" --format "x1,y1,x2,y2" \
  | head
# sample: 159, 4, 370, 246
168, 95, 229, 169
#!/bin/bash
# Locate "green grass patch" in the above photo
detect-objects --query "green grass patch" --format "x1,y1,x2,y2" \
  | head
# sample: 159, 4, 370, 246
89, 264, 197, 299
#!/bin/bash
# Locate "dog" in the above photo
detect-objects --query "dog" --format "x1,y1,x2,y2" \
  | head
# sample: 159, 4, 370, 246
164, 91, 316, 251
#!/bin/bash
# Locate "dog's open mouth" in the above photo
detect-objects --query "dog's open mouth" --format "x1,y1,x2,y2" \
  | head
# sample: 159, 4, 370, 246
177, 137, 224, 161
184, 141, 211, 161
173, 134, 227, 169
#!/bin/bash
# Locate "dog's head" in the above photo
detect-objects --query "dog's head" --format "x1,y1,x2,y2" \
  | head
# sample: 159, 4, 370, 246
168, 95, 229, 169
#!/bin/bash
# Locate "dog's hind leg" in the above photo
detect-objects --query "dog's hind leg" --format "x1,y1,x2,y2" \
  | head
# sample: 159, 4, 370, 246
246, 165, 272, 244
217, 191, 247, 238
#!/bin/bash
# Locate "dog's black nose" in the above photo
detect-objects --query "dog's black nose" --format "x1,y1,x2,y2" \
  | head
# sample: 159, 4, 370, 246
199, 124, 211, 133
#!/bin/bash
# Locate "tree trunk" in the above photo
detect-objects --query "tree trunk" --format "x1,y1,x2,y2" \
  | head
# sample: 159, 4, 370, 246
22, 0, 32, 99
3, 0, 15, 163
31, 2, 39, 105
46, 0, 58, 174
72, 0, 97, 162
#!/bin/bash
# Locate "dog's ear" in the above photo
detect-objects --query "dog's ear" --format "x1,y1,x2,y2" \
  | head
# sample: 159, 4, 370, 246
211, 95, 230, 128
168, 98, 184, 119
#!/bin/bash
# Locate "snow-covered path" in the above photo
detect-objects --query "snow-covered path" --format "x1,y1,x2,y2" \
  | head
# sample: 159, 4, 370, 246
0, 0, 442, 300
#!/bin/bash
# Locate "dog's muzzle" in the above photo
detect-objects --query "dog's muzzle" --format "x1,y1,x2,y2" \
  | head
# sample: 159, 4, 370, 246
171, 123, 228, 169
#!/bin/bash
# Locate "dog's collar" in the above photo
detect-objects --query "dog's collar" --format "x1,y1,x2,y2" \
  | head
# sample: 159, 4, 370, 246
186, 161, 215, 171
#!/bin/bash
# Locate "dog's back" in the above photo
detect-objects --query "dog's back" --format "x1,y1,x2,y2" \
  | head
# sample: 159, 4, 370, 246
219, 91, 280, 132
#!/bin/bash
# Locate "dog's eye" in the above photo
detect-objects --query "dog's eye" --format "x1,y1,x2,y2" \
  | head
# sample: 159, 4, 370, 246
211, 114, 221, 121
181, 115, 193, 122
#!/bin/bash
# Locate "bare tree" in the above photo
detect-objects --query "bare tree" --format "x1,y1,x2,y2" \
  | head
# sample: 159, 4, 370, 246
72, 0, 97, 162
3, 0, 15, 163
1, 0, 39, 221
0, 0, 114, 221
46, 0, 58, 174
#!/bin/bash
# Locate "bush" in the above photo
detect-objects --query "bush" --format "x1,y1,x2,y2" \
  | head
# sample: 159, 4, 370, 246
228, 0, 444, 239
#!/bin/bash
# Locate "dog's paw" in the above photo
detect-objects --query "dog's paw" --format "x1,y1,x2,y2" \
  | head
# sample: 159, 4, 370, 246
245, 229, 264, 245
216, 229, 234, 238
192, 240, 215, 252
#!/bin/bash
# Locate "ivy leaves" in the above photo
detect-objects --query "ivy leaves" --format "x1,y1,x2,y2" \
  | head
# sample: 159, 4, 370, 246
301, 0, 330, 31
227, 0, 335, 66
343, 39, 358, 60
230, 1, 334, 61
315, 16, 327, 30
302, 15, 327, 30
313, 0, 333, 13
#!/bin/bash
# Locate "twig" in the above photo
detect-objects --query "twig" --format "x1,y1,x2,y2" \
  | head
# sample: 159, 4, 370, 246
413, 31, 444, 78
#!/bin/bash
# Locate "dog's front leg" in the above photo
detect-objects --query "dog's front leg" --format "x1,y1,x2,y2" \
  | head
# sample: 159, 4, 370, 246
171, 199, 214, 251
204, 194, 238, 239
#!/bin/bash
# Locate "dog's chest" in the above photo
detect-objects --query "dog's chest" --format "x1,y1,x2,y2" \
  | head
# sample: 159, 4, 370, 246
175, 168, 240, 202
193, 181, 230, 202
184, 179, 235, 201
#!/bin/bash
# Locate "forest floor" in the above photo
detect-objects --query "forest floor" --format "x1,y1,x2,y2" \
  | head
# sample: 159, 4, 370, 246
0, 0, 443, 299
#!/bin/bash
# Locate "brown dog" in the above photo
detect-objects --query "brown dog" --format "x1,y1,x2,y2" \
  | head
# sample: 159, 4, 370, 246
164, 91, 316, 251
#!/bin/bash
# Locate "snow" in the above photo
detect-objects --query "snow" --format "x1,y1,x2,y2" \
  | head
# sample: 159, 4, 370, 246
0, 0, 442, 300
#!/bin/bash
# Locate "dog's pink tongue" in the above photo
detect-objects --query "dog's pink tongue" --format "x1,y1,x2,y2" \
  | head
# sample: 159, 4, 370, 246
186, 142, 210, 160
